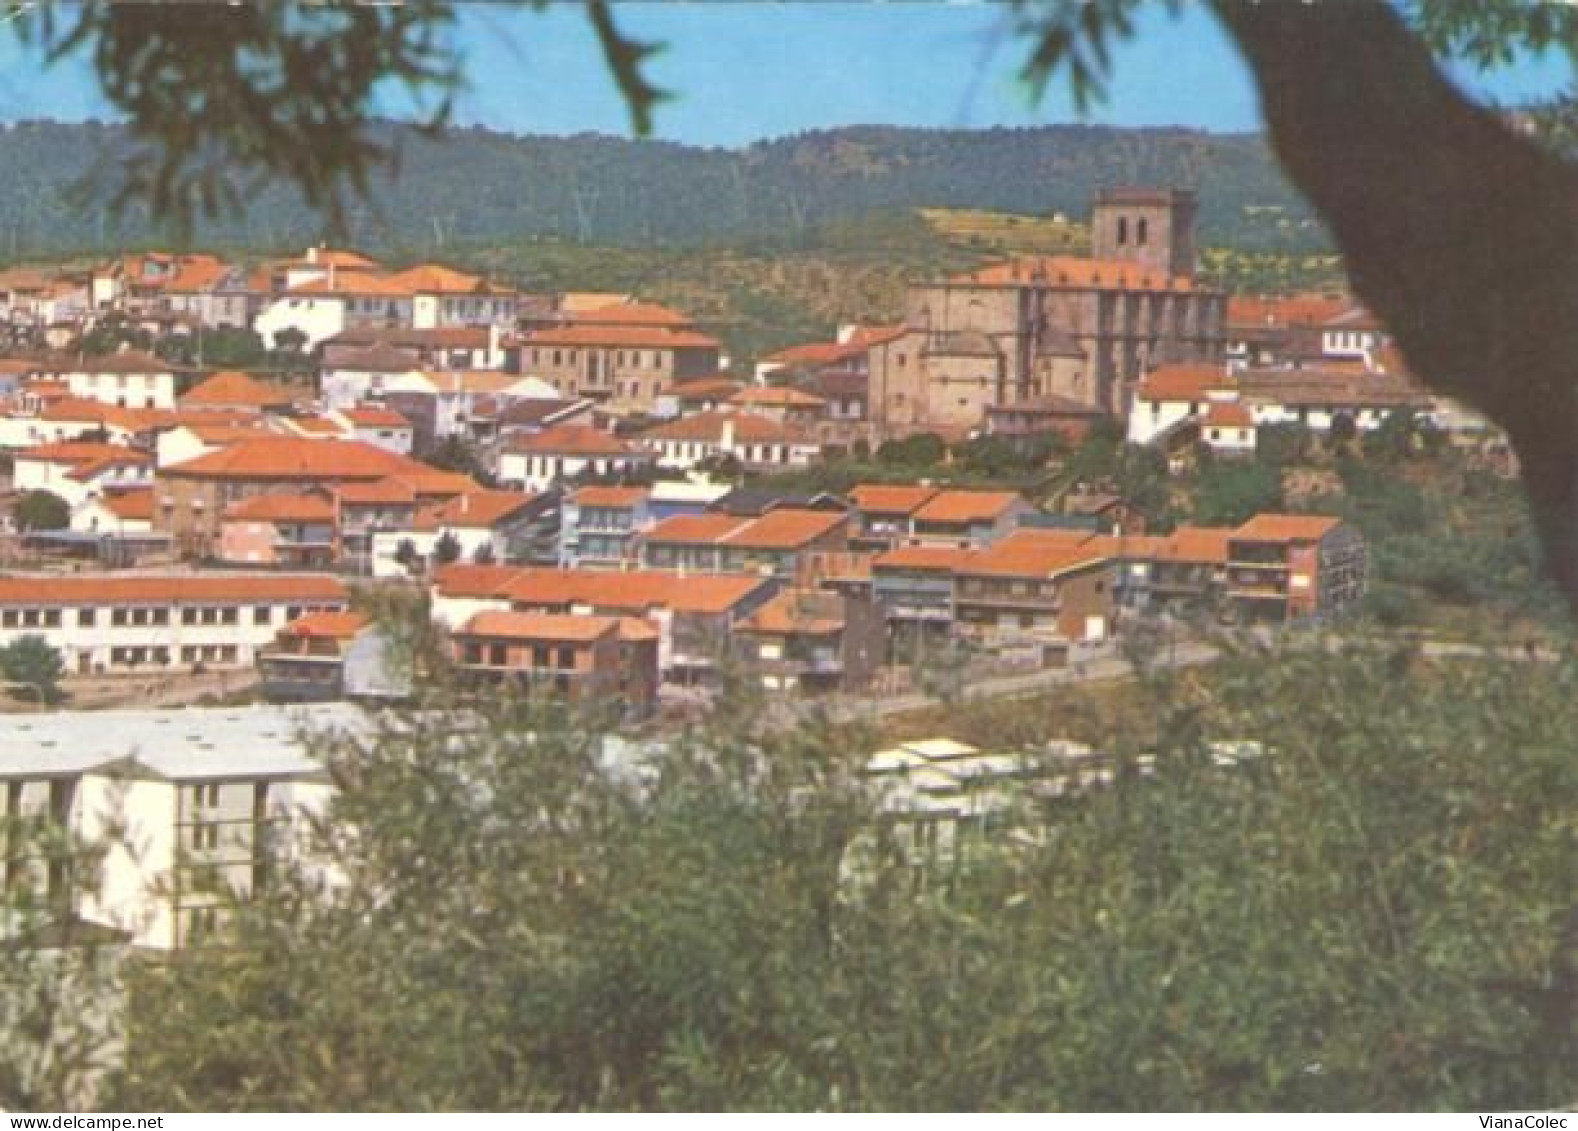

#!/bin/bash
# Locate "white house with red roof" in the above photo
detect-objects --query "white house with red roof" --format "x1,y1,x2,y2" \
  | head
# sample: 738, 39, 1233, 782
636, 410, 821, 473
71, 488, 156, 535
328, 404, 415, 454
368, 490, 554, 578
14, 441, 154, 509
497, 423, 653, 491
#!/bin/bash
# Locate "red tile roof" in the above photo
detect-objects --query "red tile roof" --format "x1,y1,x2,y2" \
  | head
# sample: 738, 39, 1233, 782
100, 488, 155, 521
639, 410, 806, 445
17, 441, 150, 467
642, 513, 748, 545
912, 490, 1024, 525
1137, 364, 1234, 403
505, 423, 638, 457
729, 386, 827, 409
1232, 514, 1342, 543
161, 437, 435, 481
1204, 401, 1255, 428
279, 610, 368, 639
565, 301, 695, 328
432, 564, 771, 616
383, 264, 502, 295
0, 573, 346, 606
1148, 526, 1233, 565
872, 545, 976, 572
722, 508, 847, 549
1226, 293, 1350, 329
455, 610, 620, 643
421, 490, 540, 530
760, 340, 868, 369
340, 404, 411, 428
957, 530, 1112, 578
522, 324, 719, 350
180, 370, 295, 410
223, 493, 336, 523
849, 484, 940, 516
736, 590, 847, 636
573, 485, 651, 508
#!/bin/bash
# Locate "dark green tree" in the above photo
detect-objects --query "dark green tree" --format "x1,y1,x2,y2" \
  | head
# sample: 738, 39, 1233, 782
0, 635, 66, 705
1193, 459, 1284, 527
15, 491, 70, 532
432, 531, 462, 566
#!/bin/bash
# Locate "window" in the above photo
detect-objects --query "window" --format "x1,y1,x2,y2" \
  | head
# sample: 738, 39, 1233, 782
557, 646, 575, 670
1117, 216, 1129, 245
532, 645, 550, 669
1137, 217, 1149, 246
254, 606, 271, 625
78, 608, 96, 627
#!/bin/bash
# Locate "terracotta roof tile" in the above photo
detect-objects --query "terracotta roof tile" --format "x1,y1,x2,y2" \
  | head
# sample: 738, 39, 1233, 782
161, 437, 434, 481
1204, 401, 1255, 428
522, 324, 719, 349
0, 573, 346, 607
565, 301, 694, 328
573, 485, 651, 508
872, 545, 976, 572
1232, 514, 1342, 543
505, 423, 638, 457
279, 610, 368, 639
456, 610, 620, 643
958, 530, 1112, 578
223, 493, 336, 523
423, 490, 540, 529
639, 410, 806, 445
729, 386, 827, 409
1137, 364, 1234, 403
912, 490, 1024, 525
180, 370, 295, 410
849, 484, 940, 516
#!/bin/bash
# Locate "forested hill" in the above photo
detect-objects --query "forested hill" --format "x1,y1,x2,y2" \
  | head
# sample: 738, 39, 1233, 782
0, 119, 1324, 257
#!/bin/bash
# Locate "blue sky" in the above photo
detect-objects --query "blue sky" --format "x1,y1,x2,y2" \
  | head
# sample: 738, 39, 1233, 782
0, 2, 1570, 146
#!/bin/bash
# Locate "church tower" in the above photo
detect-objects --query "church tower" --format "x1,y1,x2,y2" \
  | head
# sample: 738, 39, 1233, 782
1090, 187, 1198, 280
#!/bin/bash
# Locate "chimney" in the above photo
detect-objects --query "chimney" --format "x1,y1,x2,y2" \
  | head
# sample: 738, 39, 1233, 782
307, 245, 320, 265
720, 417, 736, 453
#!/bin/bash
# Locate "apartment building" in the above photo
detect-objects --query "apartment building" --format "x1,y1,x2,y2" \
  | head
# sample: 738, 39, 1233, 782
430, 564, 774, 685
0, 573, 348, 675
734, 588, 885, 694
449, 611, 659, 717
909, 490, 1035, 549
637, 411, 821, 473
155, 437, 470, 556
847, 484, 941, 553
870, 544, 975, 640
496, 423, 652, 491
2, 704, 359, 950
951, 531, 1117, 650
1226, 514, 1367, 623
640, 508, 849, 580
559, 485, 652, 568
219, 492, 338, 568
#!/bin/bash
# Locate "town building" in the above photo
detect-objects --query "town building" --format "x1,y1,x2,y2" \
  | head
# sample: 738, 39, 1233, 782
909, 489, 1035, 549
219, 492, 338, 568
559, 485, 652, 568
866, 189, 1225, 436
0, 572, 348, 675
256, 610, 372, 703
1225, 514, 1367, 623
639, 508, 849, 580
2, 703, 360, 950
636, 410, 820, 473
430, 564, 775, 686
951, 531, 1117, 655
496, 423, 652, 491
449, 611, 659, 717
155, 437, 470, 556
735, 588, 885, 694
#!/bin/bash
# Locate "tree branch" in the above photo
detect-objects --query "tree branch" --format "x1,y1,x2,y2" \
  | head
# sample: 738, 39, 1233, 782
1214, 0, 1578, 615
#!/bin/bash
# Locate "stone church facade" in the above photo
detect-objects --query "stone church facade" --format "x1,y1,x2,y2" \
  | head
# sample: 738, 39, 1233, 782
867, 188, 1226, 437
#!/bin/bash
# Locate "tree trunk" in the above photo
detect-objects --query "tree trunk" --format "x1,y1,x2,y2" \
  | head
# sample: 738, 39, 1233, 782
1215, 0, 1578, 615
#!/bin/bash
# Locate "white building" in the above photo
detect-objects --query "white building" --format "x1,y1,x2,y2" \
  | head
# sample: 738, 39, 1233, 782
497, 423, 652, 491
636, 410, 821, 473
0, 573, 348, 676
2, 704, 365, 950
13, 442, 154, 510
55, 351, 182, 410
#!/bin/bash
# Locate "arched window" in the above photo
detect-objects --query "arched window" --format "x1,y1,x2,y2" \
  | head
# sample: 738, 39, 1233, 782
1137, 218, 1149, 245
1117, 217, 1129, 245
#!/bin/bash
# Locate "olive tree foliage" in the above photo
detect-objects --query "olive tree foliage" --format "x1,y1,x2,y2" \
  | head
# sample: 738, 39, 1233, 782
0, 815, 123, 1111
106, 646, 1578, 1110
